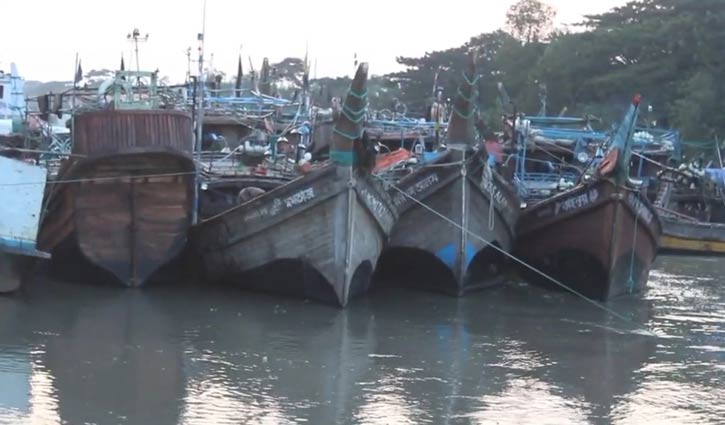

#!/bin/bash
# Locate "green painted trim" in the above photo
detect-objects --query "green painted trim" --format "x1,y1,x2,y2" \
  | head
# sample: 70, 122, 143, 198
330, 150, 355, 165
333, 126, 363, 140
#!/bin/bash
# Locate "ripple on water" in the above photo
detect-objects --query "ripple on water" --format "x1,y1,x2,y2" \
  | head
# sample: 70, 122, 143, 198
0, 256, 723, 424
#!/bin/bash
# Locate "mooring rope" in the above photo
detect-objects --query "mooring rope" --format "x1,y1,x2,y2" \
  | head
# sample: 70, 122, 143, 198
0, 171, 198, 187
378, 175, 657, 337
483, 165, 496, 231
628, 191, 641, 293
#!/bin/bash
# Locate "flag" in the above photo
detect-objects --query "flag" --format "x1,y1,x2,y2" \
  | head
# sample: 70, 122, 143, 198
235, 54, 243, 97
74, 59, 83, 85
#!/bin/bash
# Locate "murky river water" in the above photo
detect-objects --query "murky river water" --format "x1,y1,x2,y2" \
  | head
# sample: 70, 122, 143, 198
0, 256, 723, 425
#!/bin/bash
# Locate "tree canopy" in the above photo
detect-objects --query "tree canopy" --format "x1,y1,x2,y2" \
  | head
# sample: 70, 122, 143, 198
505, 0, 556, 43
380, 0, 725, 142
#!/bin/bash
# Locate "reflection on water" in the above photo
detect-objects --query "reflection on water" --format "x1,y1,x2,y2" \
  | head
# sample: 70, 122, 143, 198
0, 256, 723, 424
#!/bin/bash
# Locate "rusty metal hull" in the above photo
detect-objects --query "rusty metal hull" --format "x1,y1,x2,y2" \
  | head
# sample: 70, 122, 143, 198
192, 164, 397, 307
380, 149, 519, 295
71, 109, 193, 156
39, 150, 195, 287
515, 179, 661, 300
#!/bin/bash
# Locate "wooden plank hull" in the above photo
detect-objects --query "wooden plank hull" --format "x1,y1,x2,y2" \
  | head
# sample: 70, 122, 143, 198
39, 151, 195, 287
660, 218, 725, 255
516, 179, 661, 300
192, 165, 396, 307
382, 149, 519, 295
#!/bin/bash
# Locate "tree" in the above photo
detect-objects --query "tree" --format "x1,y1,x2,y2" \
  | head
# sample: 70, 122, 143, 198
505, 0, 557, 43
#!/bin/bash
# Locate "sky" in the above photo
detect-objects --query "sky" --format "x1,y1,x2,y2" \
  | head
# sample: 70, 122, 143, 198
3, 0, 629, 83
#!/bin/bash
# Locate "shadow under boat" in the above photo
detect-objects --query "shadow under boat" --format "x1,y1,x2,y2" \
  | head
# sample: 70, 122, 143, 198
515, 95, 662, 300
192, 63, 397, 307
38, 70, 195, 288
375, 53, 519, 296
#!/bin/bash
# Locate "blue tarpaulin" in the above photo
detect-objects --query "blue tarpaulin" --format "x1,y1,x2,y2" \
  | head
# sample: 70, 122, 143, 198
705, 168, 725, 186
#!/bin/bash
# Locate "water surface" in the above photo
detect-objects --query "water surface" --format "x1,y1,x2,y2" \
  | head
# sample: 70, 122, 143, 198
0, 256, 723, 424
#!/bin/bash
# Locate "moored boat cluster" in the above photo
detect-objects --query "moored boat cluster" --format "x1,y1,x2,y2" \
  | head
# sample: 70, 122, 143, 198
2, 51, 722, 307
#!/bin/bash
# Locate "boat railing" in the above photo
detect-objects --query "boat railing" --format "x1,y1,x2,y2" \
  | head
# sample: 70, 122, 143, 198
367, 118, 445, 137
195, 149, 300, 180
514, 171, 579, 200
654, 205, 701, 222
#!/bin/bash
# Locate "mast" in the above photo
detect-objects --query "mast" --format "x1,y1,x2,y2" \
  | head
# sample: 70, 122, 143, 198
126, 28, 149, 73
538, 83, 547, 117
447, 52, 478, 149
602, 94, 641, 184
192, 0, 207, 225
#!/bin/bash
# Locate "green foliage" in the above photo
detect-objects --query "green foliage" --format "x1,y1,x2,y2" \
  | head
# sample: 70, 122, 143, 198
382, 0, 725, 142
505, 0, 557, 43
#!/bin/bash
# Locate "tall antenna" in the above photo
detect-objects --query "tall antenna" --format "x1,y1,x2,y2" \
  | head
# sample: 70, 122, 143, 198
126, 28, 149, 72
185, 47, 192, 83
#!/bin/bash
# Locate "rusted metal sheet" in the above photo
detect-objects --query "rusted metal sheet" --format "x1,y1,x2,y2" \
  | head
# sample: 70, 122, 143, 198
39, 152, 195, 287
72, 110, 193, 156
39, 108, 195, 287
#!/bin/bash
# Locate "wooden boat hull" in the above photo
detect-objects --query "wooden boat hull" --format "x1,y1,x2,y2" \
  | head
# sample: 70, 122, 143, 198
39, 150, 195, 287
192, 165, 396, 307
660, 218, 725, 255
381, 149, 519, 295
515, 179, 661, 300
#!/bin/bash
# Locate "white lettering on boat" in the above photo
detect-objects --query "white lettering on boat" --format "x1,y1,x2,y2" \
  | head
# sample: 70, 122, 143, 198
554, 188, 599, 216
269, 198, 283, 216
481, 166, 509, 209
284, 187, 315, 209
243, 188, 314, 222
393, 173, 439, 207
361, 188, 392, 224
243, 207, 267, 222
627, 192, 654, 225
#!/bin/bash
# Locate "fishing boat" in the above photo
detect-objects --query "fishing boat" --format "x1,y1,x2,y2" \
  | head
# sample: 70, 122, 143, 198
192, 63, 397, 307
38, 70, 195, 287
375, 54, 519, 295
0, 63, 25, 141
628, 126, 682, 204
655, 165, 725, 255
0, 154, 50, 292
515, 95, 662, 300
660, 217, 725, 255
